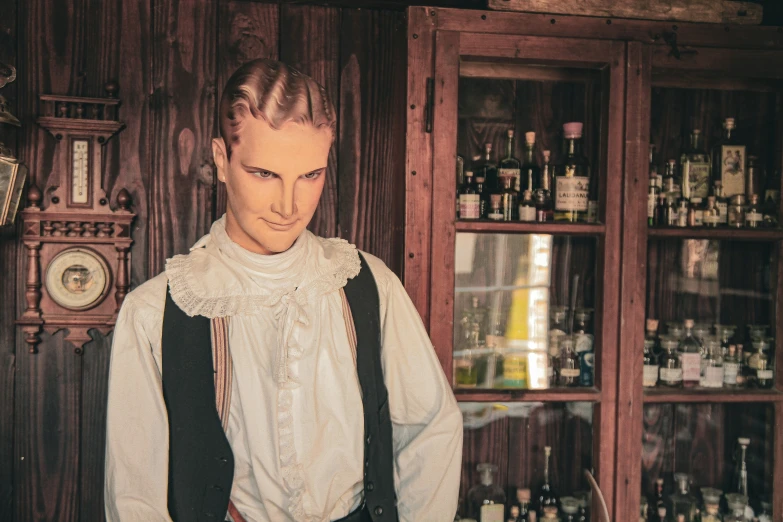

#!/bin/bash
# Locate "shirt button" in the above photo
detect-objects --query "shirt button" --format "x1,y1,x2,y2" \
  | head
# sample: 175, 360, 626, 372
374, 506, 384, 516
366, 481, 375, 491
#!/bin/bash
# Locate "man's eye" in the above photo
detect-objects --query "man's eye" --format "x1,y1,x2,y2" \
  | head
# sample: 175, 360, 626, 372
251, 170, 273, 179
303, 170, 322, 180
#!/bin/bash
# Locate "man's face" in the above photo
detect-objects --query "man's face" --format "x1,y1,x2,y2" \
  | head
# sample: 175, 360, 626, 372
213, 117, 331, 255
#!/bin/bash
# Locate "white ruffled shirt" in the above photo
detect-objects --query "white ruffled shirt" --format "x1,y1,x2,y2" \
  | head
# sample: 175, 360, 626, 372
104, 216, 462, 522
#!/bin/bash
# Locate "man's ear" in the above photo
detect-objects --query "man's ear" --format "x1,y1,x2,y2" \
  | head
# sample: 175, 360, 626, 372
212, 138, 228, 183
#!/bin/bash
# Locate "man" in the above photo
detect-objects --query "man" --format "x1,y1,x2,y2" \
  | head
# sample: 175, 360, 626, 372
104, 59, 462, 522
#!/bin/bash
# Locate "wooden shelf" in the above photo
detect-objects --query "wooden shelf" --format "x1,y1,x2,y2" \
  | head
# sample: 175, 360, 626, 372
455, 220, 605, 235
644, 388, 783, 403
647, 227, 783, 241
454, 387, 601, 402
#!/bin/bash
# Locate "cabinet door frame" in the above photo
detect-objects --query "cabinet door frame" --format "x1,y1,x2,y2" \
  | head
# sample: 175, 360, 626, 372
429, 28, 625, 519
616, 42, 783, 521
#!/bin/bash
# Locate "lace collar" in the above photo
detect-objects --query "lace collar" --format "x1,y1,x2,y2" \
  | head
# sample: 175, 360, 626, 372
165, 215, 361, 318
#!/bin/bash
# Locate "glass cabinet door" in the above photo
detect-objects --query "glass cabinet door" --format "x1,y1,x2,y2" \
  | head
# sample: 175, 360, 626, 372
618, 40, 783, 522
429, 30, 624, 520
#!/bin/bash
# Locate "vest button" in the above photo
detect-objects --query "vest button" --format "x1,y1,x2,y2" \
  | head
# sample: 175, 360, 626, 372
216, 456, 228, 467
204, 511, 216, 518
365, 459, 369, 468
374, 506, 384, 516
366, 481, 375, 491
366, 435, 372, 444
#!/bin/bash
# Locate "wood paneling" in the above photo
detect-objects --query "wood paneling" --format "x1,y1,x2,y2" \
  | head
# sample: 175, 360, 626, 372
338, 8, 406, 271
148, 0, 218, 276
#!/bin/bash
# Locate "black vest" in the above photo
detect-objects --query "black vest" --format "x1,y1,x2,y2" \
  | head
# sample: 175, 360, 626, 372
161, 253, 398, 522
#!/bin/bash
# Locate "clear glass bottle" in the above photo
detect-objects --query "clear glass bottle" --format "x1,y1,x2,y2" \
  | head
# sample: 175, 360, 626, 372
746, 194, 762, 228
727, 194, 746, 228
669, 473, 697, 522
558, 337, 581, 387
715, 325, 737, 358
667, 322, 685, 341
560, 497, 579, 522
554, 122, 590, 222
516, 488, 533, 522
757, 501, 772, 522
746, 155, 762, 200
658, 507, 669, 522
676, 199, 689, 227
734, 437, 750, 497
542, 508, 561, 522
503, 349, 529, 389
652, 478, 666, 514
537, 446, 560, 516
647, 318, 662, 357
574, 308, 595, 388
703, 196, 720, 227
711, 117, 746, 198
454, 323, 481, 388
549, 307, 569, 386
488, 194, 503, 221
681, 129, 711, 200
521, 132, 541, 193
467, 463, 506, 522
475, 176, 488, 219
664, 194, 678, 227
753, 339, 774, 389
724, 494, 748, 522
723, 345, 741, 388
536, 150, 554, 222
663, 159, 679, 199
700, 337, 724, 389
478, 143, 499, 194
644, 332, 660, 388
500, 176, 519, 222
649, 174, 661, 226
499, 130, 522, 192
459, 171, 481, 220
713, 181, 729, 225
520, 190, 537, 222
700, 488, 722, 522
679, 319, 703, 388
659, 336, 683, 387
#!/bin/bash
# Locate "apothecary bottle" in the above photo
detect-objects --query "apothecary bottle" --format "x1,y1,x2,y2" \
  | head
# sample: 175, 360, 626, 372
560, 497, 579, 522
746, 194, 762, 228
723, 345, 741, 388
669, 473, 697, 522
499, 130, 522, 191
750, 338, 773, 389
643, 325, 659, 388
678, 319, 703, 388
467, 463, 506, 522
680, 129, 711, 200
501, 176, 519, 221
659, 336, 683, 387
521, 132, 541, 193
703, 196, 720, 227
554, 122, 590, 222
479, 143, 499, 193
711, 117, 746, 198
728, 194, 746, 228
558, 337, 580, 387
459, 171, 480, 220
700, 336, 723, 389
536, 446, 559, 515
724, 494, 748, 522
536, 150, 554, 222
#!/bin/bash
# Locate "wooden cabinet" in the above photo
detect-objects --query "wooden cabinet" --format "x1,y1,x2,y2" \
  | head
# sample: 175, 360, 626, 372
404, 7, 783, 521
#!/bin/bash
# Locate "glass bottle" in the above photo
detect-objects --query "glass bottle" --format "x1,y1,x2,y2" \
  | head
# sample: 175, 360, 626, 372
656, 192, 669, 227
724, 494, 748, 522
659, 336, 683, 387
475, 176, 488, 219
736, 343, 748, 387
669, 473, 697, 522
746, 155, 762, 199
542, 508, 561, 522
653, 478, 666, 513
456, 154, 466, 216
521, 132, 541, 193
459, 171, 481, 220
753, 339, 774, 389
643, 323, 660, 388
516, 488, 533, 522
681, 129, 711, 201
548, 307, 569, 386
723, 345, 741, 388
663, 159, 678, 199
715, 325, 737, 358
658, 507, 669, 522
574, 308, 594, 353
713, 181, 729, 225
700, 337, 723, 389
554, 122, 590, 222
558, 337, 581, 387
649, 174, 661, 226
509, 506, 521, 522
679, 319, 703, 388
700, 489, 722, 522
488, 194, 504, 221
667, 322, 685, 341
520, 190, 536, 222
560, 497, 579, 522
501, 176, 519, 222
468, 463, 506, 522
703, 196, 720, 227
676, 200, 689, 227
499, 130, 522, 192
728, 194, 746, 228
745, 194, 762, 228
575, 495, 589, 522
641, 500, 650, 522
455, 323, 481, 388
476, 144, 498, 194
734, 437, 750, 497
537, 446, 560, 515
536, 150, 554, 222
757, 501, 772, 522
711, 117, 746, 198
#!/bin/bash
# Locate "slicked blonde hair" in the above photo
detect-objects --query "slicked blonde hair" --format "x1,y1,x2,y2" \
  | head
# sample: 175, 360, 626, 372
218, 59, 337, 158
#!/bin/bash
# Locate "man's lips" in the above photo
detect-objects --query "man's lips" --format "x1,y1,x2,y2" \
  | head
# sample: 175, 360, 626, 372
264, 218, 297, 230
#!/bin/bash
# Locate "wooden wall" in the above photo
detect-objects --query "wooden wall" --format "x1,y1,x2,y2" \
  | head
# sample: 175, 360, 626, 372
0, 1, 406, 520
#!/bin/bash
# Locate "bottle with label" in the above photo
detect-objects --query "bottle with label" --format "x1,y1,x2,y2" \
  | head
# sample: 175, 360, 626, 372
515, 488, 533, 522
728, 194, 746, 227
652, 478, 666, 515
499, 130, 522, 191
745, 194, 762, 228
679, 319, 703, 388
723, 345, 741, 388
468, 463, 506, 522
700, 337, 723, 389
554, 122, 590, 222
520, 190, 537, 222
536, 150, 554, 222
750, 338, 773, 389
521, 132, 541, 193
503, 350, 529, 389
475, 176, 488, 219
700, 489, 722, 522
456, 154, 466, 217
548, 306, 569, 386
716, 324, 737, 358
711, 118, 746, 198
676, 200, 689, 227
488, 194, 504, 221
680, 129, 711, 200
574, 308, 595, 386
536, 446, 560, 516
558, 337, 581, 387
662, 194, 677, 227
663, 159, 679, 199
724, 494, 748, 522
648, 175, 660, 226
454, 323, 481, 388
713, 181, 729, 225
459, 171, 481, 220
644, 332, 660, 388
478, 143, 499, 194
669, 473, 698, 522
703, 196, 720, 227
659, 336, 683, 387
501, 176, 519, 222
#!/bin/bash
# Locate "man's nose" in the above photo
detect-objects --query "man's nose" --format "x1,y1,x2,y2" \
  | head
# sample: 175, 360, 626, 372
273, 180, 296, 219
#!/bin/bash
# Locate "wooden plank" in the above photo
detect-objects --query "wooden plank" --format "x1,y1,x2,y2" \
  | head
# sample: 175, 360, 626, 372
428, 30, 460, 384
148, 0, 218, 276
455, 389, 601, 402
459, 33, 622, 66
279, 4, 340, 240
14, 332, 82, 522
460, 61, 601, 83
775, 402, 783, 517
651, 46, 783, 80
648, 227, 783, 241
644, 389, 783, 403
215, 2, 280, 219
614, 41, 651, 522
404, 6, 436, 326
435, 8, 783, 49
652, 70, 783, 93
338, 9, 407, 273
455, 221, 605, 235
486, 0, 762, 25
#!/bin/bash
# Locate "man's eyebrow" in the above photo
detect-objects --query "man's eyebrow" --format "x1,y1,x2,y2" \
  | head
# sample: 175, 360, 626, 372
240, 164, 327, 177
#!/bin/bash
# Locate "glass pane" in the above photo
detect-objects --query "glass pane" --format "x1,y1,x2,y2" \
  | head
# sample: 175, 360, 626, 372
641, 403, 774, 520
458, 402, 596, 521
454, 232, 598, 390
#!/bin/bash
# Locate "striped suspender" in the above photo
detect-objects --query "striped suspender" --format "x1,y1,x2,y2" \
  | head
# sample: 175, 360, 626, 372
213, 288, 360, 522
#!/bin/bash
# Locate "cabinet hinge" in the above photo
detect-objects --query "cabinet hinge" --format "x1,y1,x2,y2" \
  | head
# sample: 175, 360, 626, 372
425, 77, 434, 133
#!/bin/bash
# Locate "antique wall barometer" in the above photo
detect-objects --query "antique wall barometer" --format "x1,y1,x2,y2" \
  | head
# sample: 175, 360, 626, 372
17, 82, 135, 352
